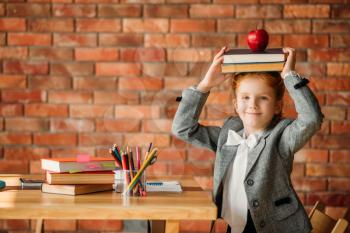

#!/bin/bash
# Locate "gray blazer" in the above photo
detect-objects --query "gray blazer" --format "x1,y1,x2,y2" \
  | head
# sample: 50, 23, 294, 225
172, 73, 324, 233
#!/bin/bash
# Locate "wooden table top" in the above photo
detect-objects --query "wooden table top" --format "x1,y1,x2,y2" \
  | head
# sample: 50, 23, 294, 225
0, 174, 217, 220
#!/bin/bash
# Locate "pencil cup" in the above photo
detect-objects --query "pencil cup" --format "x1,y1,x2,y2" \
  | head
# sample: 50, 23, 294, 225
114, 170, 146, 197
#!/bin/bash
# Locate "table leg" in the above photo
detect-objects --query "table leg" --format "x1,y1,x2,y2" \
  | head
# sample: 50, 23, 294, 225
35, 218, 43, 233
165, 220, 179, 233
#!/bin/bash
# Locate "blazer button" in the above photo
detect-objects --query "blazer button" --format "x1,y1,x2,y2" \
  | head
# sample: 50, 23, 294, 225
247, 179, 254, 186
253, 200, 259, 208
259, 220, 266, 228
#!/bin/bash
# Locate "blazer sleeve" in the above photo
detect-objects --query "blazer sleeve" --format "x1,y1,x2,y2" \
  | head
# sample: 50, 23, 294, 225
278, 73, 324, 159
171, 87, 221, 152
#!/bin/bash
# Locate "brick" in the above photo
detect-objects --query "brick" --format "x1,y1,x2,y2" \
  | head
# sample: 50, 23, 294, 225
98, 4, 141, 17
96, 119, 140, 132
48, 91, 92, 104
313, 20, 350, 33
188, 62, 211, 77
51, 147, 96, 158
121, 48, 165, 62
29, 76, 72, 89
331, 121, 350, 134
54, 33, 97, 47
51, 62, 94, 76
284, 5, 330, 18
0, 4, 4, 15
142, 119, 172, 133
165, 77, 199, 90
310, 79, 350, 91
0, 33, 5, 45
0, 160, 29, 173
309, 49, 350, 62
76, 19, 121, 32
25, 103, 68, 117
156, 148, 186, 162
0, 132, 31, 145
145, 34, 190, 48
284, 35, 329, 48
0, 75, 26, 89
331, 35, 350, 48
172, 135, 187, 148
327, 92, 350, 106
4, 147, 49, 160
218, 19, 261, 33
294, 149, 328, 163
7, 3, 50, 17
265, 20, 311, 33
260, 0, 307, 3
329, 178, 350, 191
167, 0, 209, 3
307, 163, 350, 177
180, 220, 212, 232
1, 90, 46, 103
53, 4, 95, 17
70, 105, 113, 118
78, 220, 122, 231
330, 150, 350, 163
190, 4, 233, 18
8, 32, 51, 46
312, 135, 350, 149
188, 147, 215, 162
169, 162, 212, 175
123, 19, 168, 33
99, 33, 143, 46
291, 163, 305, 178
34, 133, 77, 146
121, 0, 163, 3
96, 63, 141, 76
143, 63, 188, 77
5, 118, 49, 131
141, 92, 178, 106
30, 47, 73, 61
4, 60, 48, 75
295, 63, 326, 77
0, 18, 25, 31
76, 0, 118, 2
75, 48, 119, 61
168, 48, 211, 62
43, 220, 77, 231
0, 47, 28, 59
192, 34, 235, 48
144, 5, 188, 18
145, 162, 167, 175
28, 19, 74, 32
94, 91, 139, 104
74, 77, 118, 90
29, 0, 72, 2
51, 118, 94, 132
171, 19, 215, 32
0, 104, 23, 117
331, 5, 350, 18
321, 106, 346, 121
327, 63, 350, 76
78, 133, 122, 146
124, 133, 170, 147
115, 105, 161, 119
207, 91, 231, 105
236, 5, 281, 18
119, 77, 163, 91
292, 178, 327, 192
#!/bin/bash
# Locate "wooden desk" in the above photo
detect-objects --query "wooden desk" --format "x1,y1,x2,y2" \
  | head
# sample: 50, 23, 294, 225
0, 174, 217, 233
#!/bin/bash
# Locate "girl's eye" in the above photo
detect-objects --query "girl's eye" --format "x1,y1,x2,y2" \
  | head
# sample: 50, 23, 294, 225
242, 96, 249, 100
260, 96, 269, 100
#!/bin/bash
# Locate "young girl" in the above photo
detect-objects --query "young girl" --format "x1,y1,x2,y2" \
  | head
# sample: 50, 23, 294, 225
172, 47, 323, 233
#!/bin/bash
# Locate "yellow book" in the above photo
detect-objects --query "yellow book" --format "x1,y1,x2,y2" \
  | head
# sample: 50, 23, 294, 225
221, 62, 285, 74
41, 183, 113, 195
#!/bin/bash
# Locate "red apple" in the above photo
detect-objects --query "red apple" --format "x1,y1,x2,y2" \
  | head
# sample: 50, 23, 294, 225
247, 29, 269, 52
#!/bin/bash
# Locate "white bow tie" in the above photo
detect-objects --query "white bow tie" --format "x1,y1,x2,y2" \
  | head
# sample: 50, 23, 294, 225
225, 130, 259, 149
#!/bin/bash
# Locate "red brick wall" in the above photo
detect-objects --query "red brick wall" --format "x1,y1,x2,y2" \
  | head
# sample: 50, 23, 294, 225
0, 1, 349, 232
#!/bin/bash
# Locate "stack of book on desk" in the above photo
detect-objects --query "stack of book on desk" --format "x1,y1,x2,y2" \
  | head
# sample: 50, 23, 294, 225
221, 48, 286, 73
41, 157, 117, 195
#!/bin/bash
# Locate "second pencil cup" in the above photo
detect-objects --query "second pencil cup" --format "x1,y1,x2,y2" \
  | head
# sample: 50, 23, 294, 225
114, 170, 146, 196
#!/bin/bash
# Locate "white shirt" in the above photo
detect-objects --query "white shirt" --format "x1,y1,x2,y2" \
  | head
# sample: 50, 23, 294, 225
221, 130, 261, 233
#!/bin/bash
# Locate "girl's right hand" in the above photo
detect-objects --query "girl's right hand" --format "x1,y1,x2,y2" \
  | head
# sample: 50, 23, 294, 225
197, 46, 231, 92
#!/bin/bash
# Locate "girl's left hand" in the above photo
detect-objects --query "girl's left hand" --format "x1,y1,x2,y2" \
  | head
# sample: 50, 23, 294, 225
281, 47, 296, 79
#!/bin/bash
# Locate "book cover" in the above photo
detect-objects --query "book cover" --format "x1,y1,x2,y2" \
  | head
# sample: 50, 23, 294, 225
41, 157, 116, 173
46, 171, 115, 185
221, 62, 285, 74
223, 48, 285, 64
41, 183, 113, 195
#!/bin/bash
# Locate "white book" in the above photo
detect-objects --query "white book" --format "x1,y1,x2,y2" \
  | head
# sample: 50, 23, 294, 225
146, 181, 182, 193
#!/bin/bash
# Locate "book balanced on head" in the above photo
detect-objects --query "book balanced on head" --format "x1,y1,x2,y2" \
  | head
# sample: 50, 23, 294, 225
221, 48, 286, 73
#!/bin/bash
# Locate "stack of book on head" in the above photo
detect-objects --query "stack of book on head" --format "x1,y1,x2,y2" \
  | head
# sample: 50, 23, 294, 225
221, 48, 286, 74
41, 157, 117, 195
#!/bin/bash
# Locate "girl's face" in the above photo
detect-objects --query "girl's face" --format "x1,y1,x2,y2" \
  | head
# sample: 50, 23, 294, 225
234, 76, 282, 136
